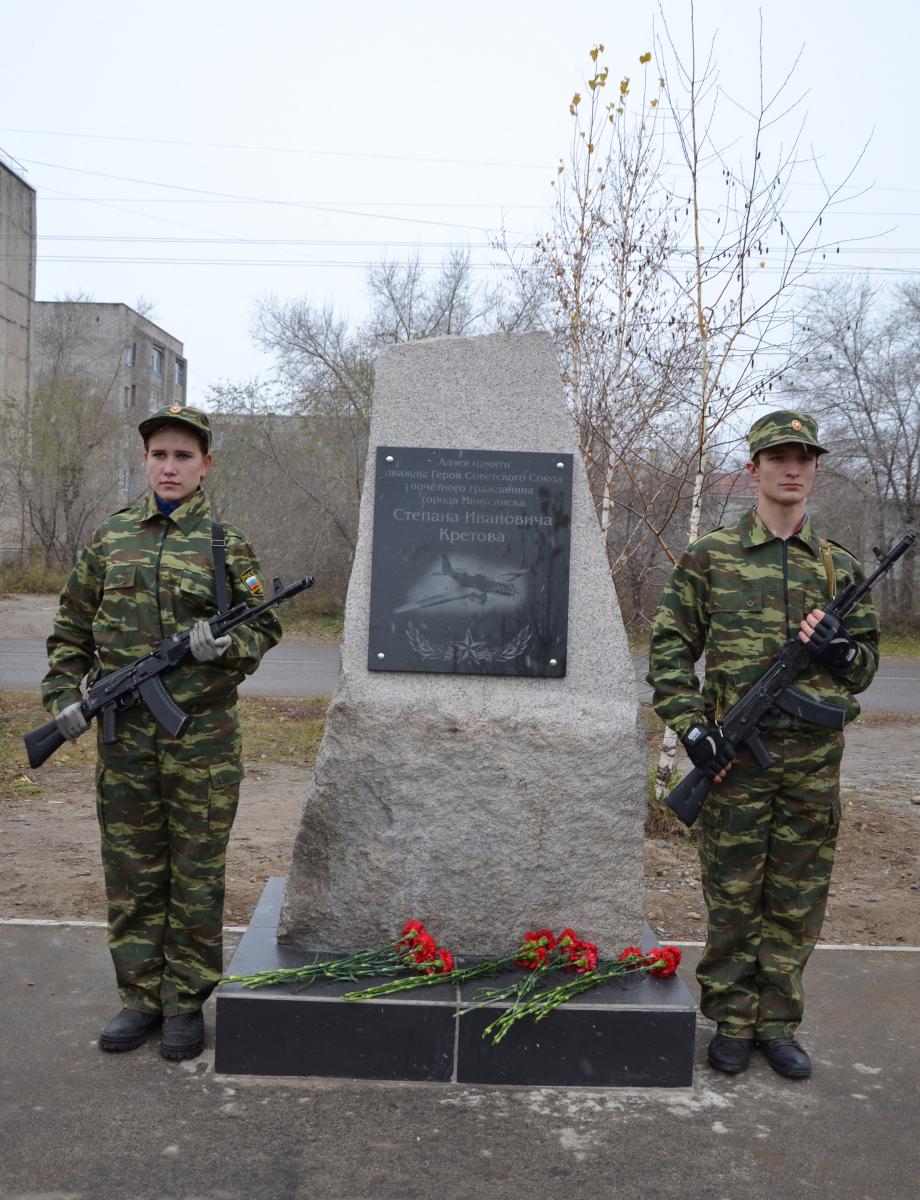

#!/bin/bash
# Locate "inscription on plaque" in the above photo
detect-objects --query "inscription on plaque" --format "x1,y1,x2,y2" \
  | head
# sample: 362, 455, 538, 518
368, 446, 572, 676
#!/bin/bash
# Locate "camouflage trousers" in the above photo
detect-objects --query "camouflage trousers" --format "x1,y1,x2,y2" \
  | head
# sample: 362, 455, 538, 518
95, 705, 243, 1017
696, 727, 844, 1040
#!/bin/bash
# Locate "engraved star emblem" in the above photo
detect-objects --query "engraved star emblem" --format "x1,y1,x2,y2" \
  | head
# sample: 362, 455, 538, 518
454, 629, 490, 665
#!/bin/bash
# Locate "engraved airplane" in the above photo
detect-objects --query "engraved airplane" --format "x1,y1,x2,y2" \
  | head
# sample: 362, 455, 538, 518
393, 555, 528, 613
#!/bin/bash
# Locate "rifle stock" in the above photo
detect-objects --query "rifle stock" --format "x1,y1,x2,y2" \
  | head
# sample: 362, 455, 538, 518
663, 767, 711, 827
24, 718, 70, 770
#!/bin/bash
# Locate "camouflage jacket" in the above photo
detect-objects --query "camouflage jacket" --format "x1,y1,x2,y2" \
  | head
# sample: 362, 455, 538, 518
42, 488, 282, 718
647, 508, 879, 738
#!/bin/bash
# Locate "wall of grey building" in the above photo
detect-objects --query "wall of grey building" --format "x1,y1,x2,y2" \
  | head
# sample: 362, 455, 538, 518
30, 301, 188, 506
0, 160, 37, 556
0, 161, 35, 409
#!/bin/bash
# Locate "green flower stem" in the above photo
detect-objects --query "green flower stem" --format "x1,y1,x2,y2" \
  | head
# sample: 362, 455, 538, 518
480, 958, 655, 1043
342, 951, 526, 1002
221, 940, 425, 990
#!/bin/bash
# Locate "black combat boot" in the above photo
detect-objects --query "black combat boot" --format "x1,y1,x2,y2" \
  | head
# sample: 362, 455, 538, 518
707, 1033, 753, 1074
99, 1008, 161, 1052
160, 1010, 205, 1061
754, 1036, 812, 1079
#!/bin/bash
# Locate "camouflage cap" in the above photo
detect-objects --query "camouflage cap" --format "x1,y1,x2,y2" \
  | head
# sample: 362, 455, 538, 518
747, 409, 827, 458
138, 404, 211, 450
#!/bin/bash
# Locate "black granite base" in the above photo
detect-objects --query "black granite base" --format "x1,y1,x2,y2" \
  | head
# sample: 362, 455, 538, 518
216, 878, 696, 1086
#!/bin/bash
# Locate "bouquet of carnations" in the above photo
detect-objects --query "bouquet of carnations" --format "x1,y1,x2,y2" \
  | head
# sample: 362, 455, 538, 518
223, 921, 681, 1045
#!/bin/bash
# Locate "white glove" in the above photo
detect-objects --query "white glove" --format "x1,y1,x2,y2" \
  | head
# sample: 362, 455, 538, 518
55, 701, 89, 742
189, 619, 232, 663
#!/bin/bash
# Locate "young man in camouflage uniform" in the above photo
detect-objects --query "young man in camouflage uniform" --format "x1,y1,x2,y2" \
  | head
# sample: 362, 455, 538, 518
42, 405, 282, 1061
648, 411, 879, 1079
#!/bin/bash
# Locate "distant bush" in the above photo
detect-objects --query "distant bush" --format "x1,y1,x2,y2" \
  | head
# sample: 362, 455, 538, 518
0, 557, 68, 596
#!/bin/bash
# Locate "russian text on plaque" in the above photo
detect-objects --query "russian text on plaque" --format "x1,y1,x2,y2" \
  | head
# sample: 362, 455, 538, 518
368, 446, 572, 677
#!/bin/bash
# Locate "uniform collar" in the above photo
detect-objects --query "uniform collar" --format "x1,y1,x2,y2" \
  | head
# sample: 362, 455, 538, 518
739, 506, 821, 556
142, 486, 211, 534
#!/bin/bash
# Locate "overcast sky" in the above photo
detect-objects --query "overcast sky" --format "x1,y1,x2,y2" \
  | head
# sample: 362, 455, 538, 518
1, 0, 917, 406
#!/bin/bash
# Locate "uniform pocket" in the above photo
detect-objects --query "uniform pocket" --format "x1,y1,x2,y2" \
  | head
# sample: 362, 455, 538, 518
95, 763, 109, 834
208, 761, 243, 837
707, 589, 767, 696
94, 563, 138, 639
177, 569, 217, 622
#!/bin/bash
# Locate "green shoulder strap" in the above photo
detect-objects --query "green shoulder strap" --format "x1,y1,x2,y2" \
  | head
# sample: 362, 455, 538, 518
818, 537, 837, 602
211, 521, 230, 614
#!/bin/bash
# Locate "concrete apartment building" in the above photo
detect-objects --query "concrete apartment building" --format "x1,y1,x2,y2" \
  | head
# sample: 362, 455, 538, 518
0, 158, 35, 414
0, 158, 37, 551
0, 154, 188, 561
31, 301, 188, 498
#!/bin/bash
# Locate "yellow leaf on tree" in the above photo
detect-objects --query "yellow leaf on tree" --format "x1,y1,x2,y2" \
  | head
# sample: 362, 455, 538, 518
639, 51, 652, 64
620, 77, 630, 95
650, 98, 658, 108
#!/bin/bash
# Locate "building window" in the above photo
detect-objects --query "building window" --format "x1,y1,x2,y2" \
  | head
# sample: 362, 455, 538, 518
152, 347, 164, 378
125, 342, 136, 367
175, 359, 186, 388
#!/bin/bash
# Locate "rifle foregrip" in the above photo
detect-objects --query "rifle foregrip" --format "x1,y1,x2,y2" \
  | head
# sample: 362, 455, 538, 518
24, 719, 68, 769
663, 768, 712, 828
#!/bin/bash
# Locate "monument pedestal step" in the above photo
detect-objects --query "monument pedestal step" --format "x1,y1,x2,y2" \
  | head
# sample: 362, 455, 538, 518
216, 879, 696, 1087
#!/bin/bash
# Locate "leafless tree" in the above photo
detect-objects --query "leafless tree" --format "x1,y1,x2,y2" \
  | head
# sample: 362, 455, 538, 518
795, 279, 919, 617
0, 297, 128, 568
210, 256, 508, 605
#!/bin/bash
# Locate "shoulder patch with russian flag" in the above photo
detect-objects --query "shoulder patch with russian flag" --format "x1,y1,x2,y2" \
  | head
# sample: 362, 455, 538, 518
241, 570, 264, 597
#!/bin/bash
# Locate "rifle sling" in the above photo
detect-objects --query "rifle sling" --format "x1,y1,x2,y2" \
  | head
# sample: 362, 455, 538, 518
818, 537, 837, 601
211, 521, 230, 615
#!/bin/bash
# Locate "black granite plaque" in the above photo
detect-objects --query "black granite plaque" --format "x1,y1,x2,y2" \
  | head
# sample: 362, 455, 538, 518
367, 446, 572, 677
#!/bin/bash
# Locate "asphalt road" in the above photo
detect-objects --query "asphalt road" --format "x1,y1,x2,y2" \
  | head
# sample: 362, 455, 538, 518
2, 638, 917, 714
0, 637, 342, 699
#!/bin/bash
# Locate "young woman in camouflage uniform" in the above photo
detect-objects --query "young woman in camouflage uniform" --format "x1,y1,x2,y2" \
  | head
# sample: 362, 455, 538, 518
42, 405, 282, 1061
648, 411, 879, 1079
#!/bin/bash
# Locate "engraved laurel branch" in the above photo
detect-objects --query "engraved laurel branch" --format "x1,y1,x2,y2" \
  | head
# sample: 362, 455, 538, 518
405, 622, 533, 665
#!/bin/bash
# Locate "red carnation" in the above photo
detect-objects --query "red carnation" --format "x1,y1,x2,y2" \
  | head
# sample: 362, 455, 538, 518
648, 946, 682, 978
516, 928, 556, 970
411, 931, 437, 963
528, 929, 557, 951
556, 927, 579, 949
576, 941, 598, 973
618, 946, 644, 964
422, 947, 454, 975
563, 939, 598, 973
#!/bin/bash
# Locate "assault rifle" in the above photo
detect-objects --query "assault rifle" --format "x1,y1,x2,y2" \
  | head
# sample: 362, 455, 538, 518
663, 533, 915, 828
24, 573, 314, 769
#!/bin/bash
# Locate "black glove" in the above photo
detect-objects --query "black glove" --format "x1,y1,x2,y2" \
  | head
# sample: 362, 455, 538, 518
681, 724, 736, 779
804, 612, 859, 669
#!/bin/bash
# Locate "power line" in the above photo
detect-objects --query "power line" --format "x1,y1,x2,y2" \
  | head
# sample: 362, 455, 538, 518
20, 253, 920, 276
35, 197, 920, 220
17, 157, 511, 237
31, 235, 920, 255
1, 128, 550, 171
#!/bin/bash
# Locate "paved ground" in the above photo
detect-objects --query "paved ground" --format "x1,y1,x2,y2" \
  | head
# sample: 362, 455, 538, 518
0, 637, 342, 699
1, 921, 918, 1200
2, 638, 918, 714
